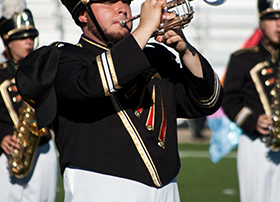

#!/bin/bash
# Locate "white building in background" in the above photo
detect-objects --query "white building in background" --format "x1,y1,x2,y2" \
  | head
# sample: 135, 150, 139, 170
0, 0, 259, 77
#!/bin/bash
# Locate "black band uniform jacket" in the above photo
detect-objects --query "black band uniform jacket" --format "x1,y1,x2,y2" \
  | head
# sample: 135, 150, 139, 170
23, 34, 223, 187
222, 40, 279, 139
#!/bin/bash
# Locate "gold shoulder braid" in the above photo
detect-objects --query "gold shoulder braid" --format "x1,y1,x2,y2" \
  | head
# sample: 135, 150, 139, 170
142, 68, 162, 81
0, 61, 8, 69
233, 46, 259, 57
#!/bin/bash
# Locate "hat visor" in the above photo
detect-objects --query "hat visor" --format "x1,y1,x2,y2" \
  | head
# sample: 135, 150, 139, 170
9, 29, 39, 40
260, 12, 280, 20
36, 87, 57, 130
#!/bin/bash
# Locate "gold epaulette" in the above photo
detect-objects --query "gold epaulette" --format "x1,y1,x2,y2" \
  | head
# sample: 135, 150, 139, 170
233, 46, 259, 56
48, 41, 82, 48
0, 61, 8, 69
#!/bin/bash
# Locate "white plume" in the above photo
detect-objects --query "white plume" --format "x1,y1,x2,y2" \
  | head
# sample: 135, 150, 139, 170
0, 0, 26, 20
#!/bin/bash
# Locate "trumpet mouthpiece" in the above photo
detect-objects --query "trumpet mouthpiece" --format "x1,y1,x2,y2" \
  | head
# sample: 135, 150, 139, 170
119, 19, 126, 26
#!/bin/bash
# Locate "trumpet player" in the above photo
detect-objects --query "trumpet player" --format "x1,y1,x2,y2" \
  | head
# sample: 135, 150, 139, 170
222, 0, 280, 202
0, 1, 57, 201
16, 0, 223, 201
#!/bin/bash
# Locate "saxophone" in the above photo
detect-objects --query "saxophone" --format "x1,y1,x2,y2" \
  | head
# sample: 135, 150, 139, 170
267, 64, 280, 151
7, 102, 48, 178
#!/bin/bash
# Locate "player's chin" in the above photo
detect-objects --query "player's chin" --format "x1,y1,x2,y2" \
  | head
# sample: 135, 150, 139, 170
115, 29, 130, 39
272, 38, 280, 45
115, 26, 131, 36
106, 31, 130, 44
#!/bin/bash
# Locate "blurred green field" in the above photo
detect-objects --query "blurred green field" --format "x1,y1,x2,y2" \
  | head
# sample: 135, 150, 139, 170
177, 143, 239, 202
55, 143, 239, 202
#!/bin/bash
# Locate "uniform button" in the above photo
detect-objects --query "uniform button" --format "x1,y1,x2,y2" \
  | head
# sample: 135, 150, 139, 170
134, 111, 141, 118
146, 125, 153, 131
158, 141, 165, 148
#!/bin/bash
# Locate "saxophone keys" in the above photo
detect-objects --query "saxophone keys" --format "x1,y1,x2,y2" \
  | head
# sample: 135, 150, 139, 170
22, 140, 28, 147
25, 113, 30, 119
265, 78, 275, 86
20, 126, 25, 132
271, 89, 277, 96
12, 161, 18, 168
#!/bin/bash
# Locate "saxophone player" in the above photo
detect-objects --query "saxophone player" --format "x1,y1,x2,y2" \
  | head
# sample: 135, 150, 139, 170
0, 1, 58, 201
222, 0, 280, 201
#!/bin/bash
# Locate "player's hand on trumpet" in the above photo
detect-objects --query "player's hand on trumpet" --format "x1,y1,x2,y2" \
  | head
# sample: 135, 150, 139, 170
155, 11, 188, 55
156, 11, 203, 78
132, 0, 167, 49
139, 0, 167, 33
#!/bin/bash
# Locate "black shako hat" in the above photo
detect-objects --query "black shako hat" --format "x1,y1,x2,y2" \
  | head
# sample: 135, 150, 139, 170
60, 0, 92, 25
60, 0, 132, 25
0, 9, 39, 45
258, 0, 280, 19
16, 45, 61, 129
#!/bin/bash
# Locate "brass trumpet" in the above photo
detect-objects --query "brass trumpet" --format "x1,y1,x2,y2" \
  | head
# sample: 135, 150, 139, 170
120, 0, 227, 36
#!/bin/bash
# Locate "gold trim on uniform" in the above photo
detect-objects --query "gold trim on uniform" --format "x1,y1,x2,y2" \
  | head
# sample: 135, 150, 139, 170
142, 68, 161, 81
96, 50, 122, 95
250, 61, 272, 115
96, 55, 111, 96
50, 42, 82, 48
233, 46, 259, 56
189, 72, 221, 108
0, 62, 8, 69
106, 51, 121, 90
7, 26, 35, 38
259, 8, 280, 18
111, 95, 163, 187
76, 43, 82, 48
0, 79, 20, 128
71, 1, 82, 14
158, 86, 167, 149
81, 36, 108, 50
234, 106, 252, 127
83, 33, 120, 96
145, 85, 156, 131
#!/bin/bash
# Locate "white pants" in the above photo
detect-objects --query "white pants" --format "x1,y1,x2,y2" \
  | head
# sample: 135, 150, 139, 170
0, 140, 58, 202
237, 134, 280, 202
63, 166, 181, 202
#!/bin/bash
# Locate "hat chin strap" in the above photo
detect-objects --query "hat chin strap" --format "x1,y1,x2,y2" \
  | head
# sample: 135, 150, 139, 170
85, 4, 114, 47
